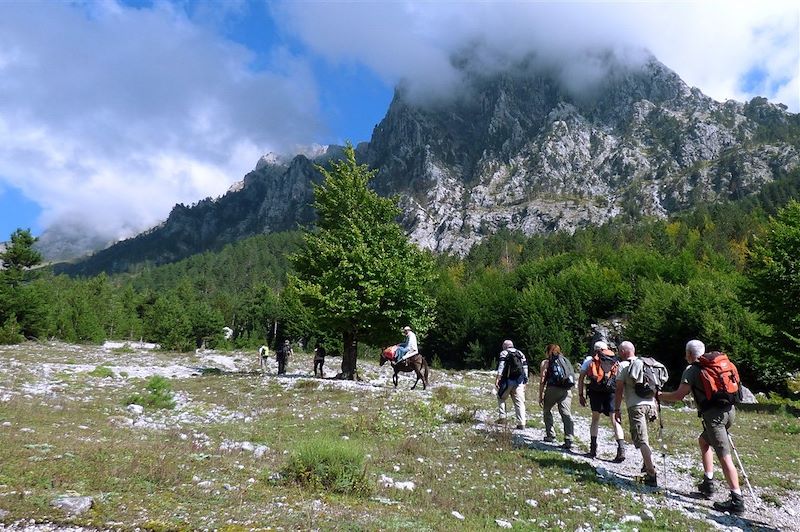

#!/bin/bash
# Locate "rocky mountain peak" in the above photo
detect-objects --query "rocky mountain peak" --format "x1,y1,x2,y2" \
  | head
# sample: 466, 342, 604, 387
58, 54, 799, 274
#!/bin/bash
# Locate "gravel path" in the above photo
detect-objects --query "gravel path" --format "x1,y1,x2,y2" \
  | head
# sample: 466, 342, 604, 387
476, 407, 800, 531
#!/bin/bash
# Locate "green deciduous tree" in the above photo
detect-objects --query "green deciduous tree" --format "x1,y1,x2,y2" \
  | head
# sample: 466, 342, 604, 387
746, 199, 800, 383
290, 144, 437, 379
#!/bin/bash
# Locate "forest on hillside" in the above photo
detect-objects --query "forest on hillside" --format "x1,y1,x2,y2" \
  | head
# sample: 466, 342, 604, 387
2, 168, 800, 395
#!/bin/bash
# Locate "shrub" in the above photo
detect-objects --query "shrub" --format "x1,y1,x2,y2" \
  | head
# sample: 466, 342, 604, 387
126, 375, 176, 410
282, 437, 371, 496
0, 316, 24, 344
111, 343, 135, 354
88, 365, 115, 378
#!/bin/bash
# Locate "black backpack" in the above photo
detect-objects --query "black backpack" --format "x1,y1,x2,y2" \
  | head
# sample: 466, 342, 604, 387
547, 354, 575, 388
503, 349, 525, 379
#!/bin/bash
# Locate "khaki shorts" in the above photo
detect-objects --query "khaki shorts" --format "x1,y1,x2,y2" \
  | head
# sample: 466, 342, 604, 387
628, 404, 657, 449
701, 407, 735, 457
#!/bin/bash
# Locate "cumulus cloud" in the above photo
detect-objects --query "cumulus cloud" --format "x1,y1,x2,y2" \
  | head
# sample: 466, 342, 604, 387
0, 1, 323, 246
276, 1, 799, 110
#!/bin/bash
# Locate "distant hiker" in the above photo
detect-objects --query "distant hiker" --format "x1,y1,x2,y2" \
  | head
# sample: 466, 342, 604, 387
394, 326, 418, 366
538, 344, 575, 449
258, 345, 269, 373
277, 340, 292, 375
658, 340, 745, 515
614, 341, 663, 487
578, 341, 627, 461
313, 343, 326, 378
495, 340, 528, 430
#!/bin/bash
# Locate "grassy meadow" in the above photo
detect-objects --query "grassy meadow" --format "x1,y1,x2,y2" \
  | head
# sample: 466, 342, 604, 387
0, 343, 798, 531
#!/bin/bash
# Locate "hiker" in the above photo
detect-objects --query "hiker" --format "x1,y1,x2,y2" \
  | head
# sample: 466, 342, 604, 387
258, 345, 269, 373
578, 341, 627, 461
394, 326, 418, 365
313, 343, 326, 378
538, 343, 575, 449
277, 340, 292, 375
614, 341, 659, 487
658, 340, 745, 515
495, 340, 528, 430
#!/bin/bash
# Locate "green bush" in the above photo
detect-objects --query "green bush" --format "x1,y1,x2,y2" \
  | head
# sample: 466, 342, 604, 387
282, 437, 371, 496
125, 375, 176, 410
88, 365, 115, 378
0, 316, 24, 344
111, 343, 135, 354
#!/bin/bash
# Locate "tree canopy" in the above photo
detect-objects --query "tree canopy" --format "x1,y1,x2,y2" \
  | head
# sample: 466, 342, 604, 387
290, 144, 437, 378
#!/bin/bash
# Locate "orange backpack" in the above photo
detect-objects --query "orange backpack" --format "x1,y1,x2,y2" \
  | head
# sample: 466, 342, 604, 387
697, 351, 741, 409
587, 350, 619, 392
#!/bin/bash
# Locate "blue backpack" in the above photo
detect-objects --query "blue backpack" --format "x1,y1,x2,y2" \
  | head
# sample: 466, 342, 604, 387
547, 354, 575, 388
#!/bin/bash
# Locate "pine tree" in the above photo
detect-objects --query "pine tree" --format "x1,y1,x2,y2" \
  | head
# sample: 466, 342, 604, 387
0, 229, 46, 341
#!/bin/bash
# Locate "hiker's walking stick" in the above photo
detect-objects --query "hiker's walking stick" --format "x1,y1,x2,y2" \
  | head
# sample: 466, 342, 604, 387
728, 433, 757, 501
656, 395, 668, 495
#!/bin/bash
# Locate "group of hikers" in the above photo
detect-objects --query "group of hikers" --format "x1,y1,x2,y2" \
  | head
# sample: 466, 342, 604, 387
495, 337, 747, 516
259, 340, 326, 377
259, 326, 419, 378
259, 327, 747, 516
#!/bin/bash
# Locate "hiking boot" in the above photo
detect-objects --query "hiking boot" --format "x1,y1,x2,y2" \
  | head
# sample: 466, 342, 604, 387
515, 424, 525, 430
560, 440, 572, 451
713, 492, 745, 516
586, 437, 597, 458
694, 477, 715, 499
543, 435, 556, 443
643, 473, 658, 487
612, 440, 626, 463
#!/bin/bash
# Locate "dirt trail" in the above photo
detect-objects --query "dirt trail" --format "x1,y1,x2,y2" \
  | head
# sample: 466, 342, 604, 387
474, 402, 799, 531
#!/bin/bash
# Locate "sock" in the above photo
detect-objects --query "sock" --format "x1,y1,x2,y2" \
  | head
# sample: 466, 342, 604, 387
704, 472, 713, 480
732, 489, 742, 496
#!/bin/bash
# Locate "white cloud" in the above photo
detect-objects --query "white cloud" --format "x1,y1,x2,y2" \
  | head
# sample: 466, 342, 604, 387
0, 1, 323, 244
276, 1, 799, 110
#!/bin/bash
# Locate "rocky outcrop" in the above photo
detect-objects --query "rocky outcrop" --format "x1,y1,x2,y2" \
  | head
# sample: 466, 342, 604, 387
61, 54, 800, 274
366, 57, 800, 254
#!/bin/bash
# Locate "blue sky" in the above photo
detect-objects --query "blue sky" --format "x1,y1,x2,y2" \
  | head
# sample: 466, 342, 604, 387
0, 0, 798, 245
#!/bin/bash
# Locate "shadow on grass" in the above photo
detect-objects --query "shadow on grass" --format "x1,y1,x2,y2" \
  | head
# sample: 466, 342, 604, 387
516, 433, 781, 532
662, 488, 782, 532
520, 449, 602, 485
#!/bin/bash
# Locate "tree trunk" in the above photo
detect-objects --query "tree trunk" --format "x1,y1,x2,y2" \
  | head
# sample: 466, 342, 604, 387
341, 330, 358, 380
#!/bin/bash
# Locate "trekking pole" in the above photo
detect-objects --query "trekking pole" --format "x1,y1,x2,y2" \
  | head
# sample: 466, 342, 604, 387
728, 433, 757, 502
656, 395, 668, 495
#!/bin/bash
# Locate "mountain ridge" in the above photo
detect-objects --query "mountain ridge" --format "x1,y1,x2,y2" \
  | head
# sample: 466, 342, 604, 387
56, 54, 800, 275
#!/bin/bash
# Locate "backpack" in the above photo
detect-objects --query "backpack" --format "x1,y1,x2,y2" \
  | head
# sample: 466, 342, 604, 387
587, 352, 619, 393
279, 344, 291, 358
697, 351, 741, 410
503, 349, 525, 380
547, 354, 575, 389
635, 357, 669, 398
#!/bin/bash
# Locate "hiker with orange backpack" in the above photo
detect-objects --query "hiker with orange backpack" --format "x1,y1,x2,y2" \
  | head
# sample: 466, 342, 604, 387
658, 340, 745, 516
578, 341, 627, 461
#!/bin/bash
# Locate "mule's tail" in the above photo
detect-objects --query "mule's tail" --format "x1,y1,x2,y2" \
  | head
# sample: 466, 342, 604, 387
423, 358, 429, 384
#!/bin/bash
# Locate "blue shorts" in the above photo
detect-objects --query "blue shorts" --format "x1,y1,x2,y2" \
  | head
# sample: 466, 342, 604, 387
588, 391, 614, 415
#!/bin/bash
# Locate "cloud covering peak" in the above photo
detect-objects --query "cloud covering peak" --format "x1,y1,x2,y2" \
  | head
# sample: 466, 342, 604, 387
0, 0, 797, 255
